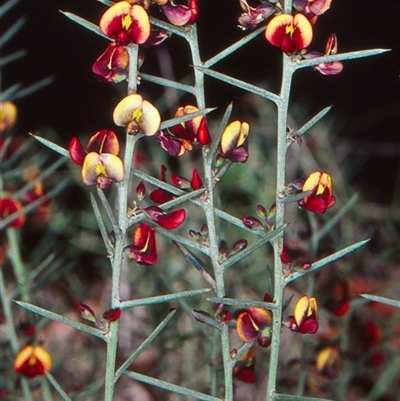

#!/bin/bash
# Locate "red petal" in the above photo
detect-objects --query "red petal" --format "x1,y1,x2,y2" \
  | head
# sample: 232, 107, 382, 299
234, 368, 256, 383
298, 318, 319, 334
191, 168, 203, 190
149, 188, 175, 204
145, 206, 186, 230
161, 3, 193, 26
236, 311, 260, 343
102, 308, 121, 322
68, 137, 85, 165
196, 117, 211, 145
86, 130, 120, 155
170, 173, 191, 189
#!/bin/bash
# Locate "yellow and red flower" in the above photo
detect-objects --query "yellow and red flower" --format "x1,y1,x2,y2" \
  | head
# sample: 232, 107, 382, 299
99, 1, 150, 45
316, 346, 340, 378
236, 307, 272, 347
219, 120, 250, 163
68, 130, 124, 189
283, 295, 319, 334
158, 105, 210, 156
298, 171, 336, 213
14, 345, 52, 379
92, 43, 129, 84
160, 0, 198, 27
113, 94, 161, 136
0, 101, 17, 132
265, 13, 313, 54
0, 198, 26, 228
124, 223, 157, 265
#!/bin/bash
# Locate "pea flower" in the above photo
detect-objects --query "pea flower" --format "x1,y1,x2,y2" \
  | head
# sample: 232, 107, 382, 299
68, 130, 124, 189
238, 0, 277, 30
144, 206, 186, 230
149, 165, 175, 204
14, 345, 52, 378
219, 120, 249, 163
293, 0, 332, 23
158, 105, 210, 156
233, 345, 256, 383
0, 101, 17, 132
265, 13, 313, 54
113, 94, 161, 136
298, 171, 336, 213
323, 279, 350, 317
0, 198, 26, 228
316, 346, 340, 378
124, 223, 157, 265
283, 295, 319, 334
92, 43, 129, 84
306, 34, 344, 76
236, 307, 272, 347
99, 1, 150, 45
160, 0, 198, 27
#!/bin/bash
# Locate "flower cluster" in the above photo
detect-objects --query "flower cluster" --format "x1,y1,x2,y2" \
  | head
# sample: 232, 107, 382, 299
93, 0, 199, 83
237, 0, 342, 76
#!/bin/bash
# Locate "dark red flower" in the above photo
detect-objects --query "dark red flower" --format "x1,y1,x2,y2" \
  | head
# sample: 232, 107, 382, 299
14, 345, 52, 379
144, 206, 186, 230
236, 307, 272, 347
298, 171, 336, 213
158, 105, 210, 156
124, 223, 157, 265
0, 198, 26, 228
233, 345, 256, 383
92, 43, 129, 84
77, 302, 97, 323
283, 295, 319, 334
102, 308, 121, 322
161, 0, 198, 26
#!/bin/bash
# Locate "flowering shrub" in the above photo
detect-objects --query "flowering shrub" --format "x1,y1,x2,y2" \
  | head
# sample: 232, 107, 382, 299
2, 0, 399, 400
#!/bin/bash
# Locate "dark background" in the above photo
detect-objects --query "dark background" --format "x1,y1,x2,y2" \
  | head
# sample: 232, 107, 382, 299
3, 0, 400, 203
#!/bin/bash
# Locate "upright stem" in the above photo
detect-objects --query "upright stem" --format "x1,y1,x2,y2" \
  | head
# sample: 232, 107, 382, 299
188, 25, 233, 400
265, 54, 294, 401
7, 228, 29, 302
104, 44, 141, 401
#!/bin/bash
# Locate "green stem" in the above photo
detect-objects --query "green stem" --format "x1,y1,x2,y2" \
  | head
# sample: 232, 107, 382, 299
7, 228, 29, 301
0, 267, 35, 401
187, 24, 233, 400
265, 54, 294, 401
103, 44, 141, 401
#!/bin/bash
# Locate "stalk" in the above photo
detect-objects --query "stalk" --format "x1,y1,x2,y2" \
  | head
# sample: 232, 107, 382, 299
265, 54, 294, 401
104, 44, 141, 401
187, 25, 233, 400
